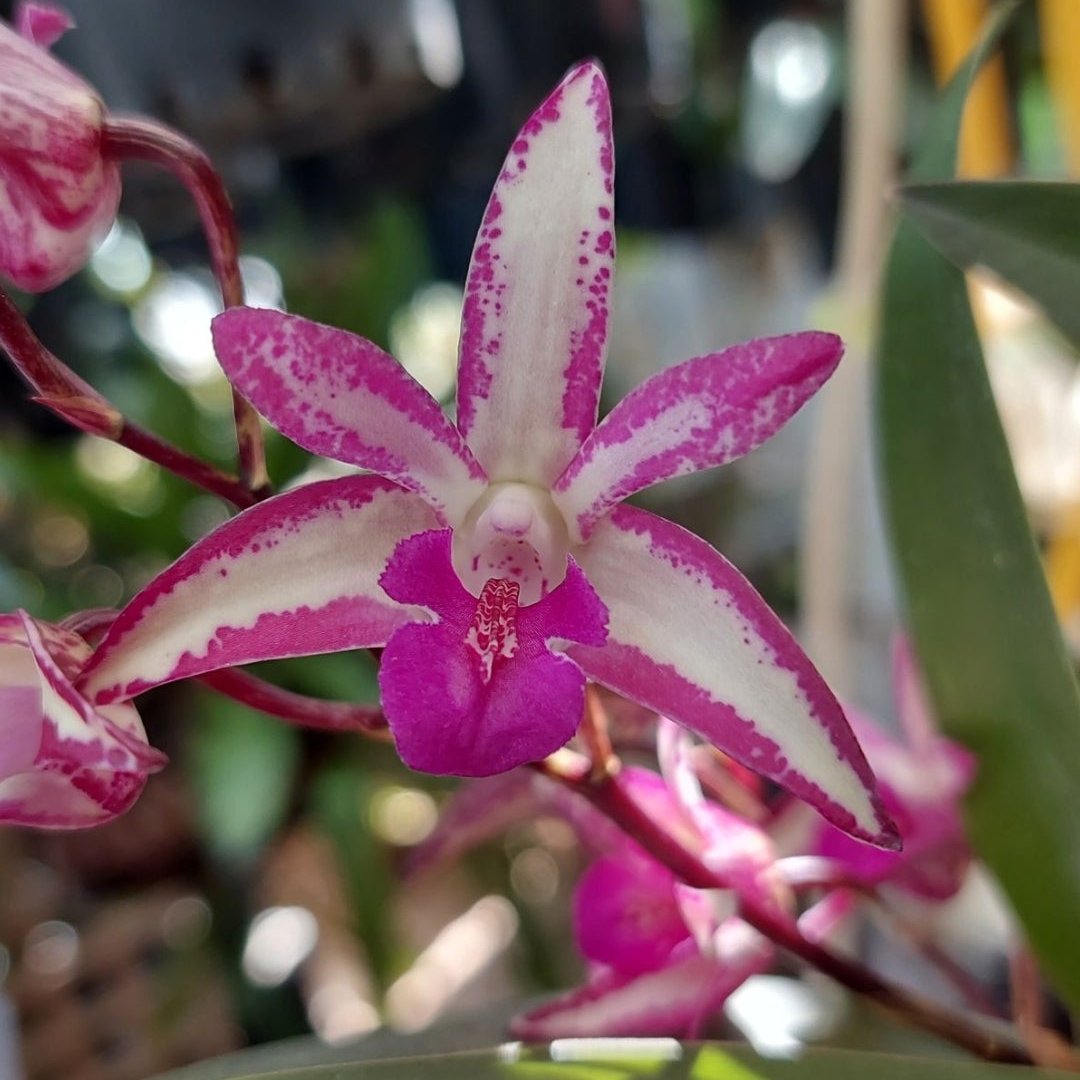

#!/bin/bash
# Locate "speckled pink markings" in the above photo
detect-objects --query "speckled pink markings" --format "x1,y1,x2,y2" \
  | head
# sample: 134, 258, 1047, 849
213, 308, 487, 525
81, 476, 440, 704
456, 60, 616, 487
569, 505, 895, 846
554, 332, 843, 540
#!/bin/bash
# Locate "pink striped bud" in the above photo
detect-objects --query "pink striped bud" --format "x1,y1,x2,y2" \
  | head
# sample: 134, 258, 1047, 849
0, 3, 120, 291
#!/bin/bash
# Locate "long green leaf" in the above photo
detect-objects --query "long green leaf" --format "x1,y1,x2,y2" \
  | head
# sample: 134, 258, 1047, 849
152, 1042, 1074, 1080
878, 4, 1080, 1010
902, 180, 1080, 347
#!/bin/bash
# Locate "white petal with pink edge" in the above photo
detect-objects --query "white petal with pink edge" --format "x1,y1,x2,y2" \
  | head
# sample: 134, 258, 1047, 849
0, 612, 160, 828
511, 922, 772, 1038
570, 506, 895, 846
456, 60, 614, 486
212, 308, 486, 524
554, 332, 843, 540
81, 476, 438, 704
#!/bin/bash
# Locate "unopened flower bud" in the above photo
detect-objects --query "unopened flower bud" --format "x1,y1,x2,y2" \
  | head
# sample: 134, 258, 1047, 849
0, 3, 120, 291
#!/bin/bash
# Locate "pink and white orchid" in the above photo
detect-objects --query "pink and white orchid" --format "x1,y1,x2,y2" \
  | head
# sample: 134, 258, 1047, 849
812, 639, 976, 899
515, 766, 779, 1038
0, 2, 121, 291
79, 62, 893, 844
0, 611, 164, 827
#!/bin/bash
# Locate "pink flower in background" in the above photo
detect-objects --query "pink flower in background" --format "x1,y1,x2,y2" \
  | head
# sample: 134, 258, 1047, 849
80, 61, 893, 844
0, 611, 164, 828
514, 767, 778, 1038
0, 2, 121, 291
813, 638, 976, 899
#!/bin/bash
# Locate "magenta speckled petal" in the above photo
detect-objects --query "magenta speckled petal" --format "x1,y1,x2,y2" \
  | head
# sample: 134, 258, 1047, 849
0, 612, 162, 828
15, 2, 74, 47
512, 922, 773, 1039
573, 854, 689, 976
82, 476, 438, 705
0, 14, 120, 291
212, 308, 486, 523
571, 505, 896, 847
554, 332, 843, 539
456, 60, 614, 486
378, 529, 607, 776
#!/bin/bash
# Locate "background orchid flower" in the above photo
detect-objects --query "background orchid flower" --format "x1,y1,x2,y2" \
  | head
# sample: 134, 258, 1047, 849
513, 766, 778, 1038
0, 611, 164, 828
0, 2, 121, 291
80, 60, 894, 845
811, 638, 976, 899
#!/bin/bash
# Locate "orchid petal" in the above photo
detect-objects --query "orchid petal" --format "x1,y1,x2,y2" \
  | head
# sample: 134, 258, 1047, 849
456, 60, 614, 486
512, 923, 772, 1039
815, 705, 973, 899
571, 505, 896, 847
573, 854, 690, 976
212, 309, 486, 523
377, 529, 607, 776
0, 17, 120, 291
15, 3, 74, 48
0, 612, 161, 828
554, 332, 843, 539
82, 476, 438, 704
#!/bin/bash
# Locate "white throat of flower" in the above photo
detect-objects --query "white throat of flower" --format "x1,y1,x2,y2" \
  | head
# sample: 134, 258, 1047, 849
452, 481, 570, 606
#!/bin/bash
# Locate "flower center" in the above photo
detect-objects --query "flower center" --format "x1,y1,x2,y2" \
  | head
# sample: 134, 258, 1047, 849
465, 578, 520, 683
452, 482, 570, 605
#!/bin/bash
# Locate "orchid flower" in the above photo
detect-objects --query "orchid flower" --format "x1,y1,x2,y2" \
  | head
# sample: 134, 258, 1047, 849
79, 62, 893, 845
0, 2, 121, 291
514, 766, 779, 1038
0, 611, 164, 827
811, 638, 976, 900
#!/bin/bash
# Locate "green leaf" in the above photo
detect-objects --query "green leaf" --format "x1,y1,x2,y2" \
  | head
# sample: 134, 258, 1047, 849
902, 180, 1080, 348
877, 4, 1080, 1012
187, 688, 300, 864
151, 1042, 1075, 1080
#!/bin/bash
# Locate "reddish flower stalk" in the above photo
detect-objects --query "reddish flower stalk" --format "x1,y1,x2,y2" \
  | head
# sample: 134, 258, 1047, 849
538, 755, 1033, 1066
580, 683, 615, 779
102, 116, 269, 496
0, 286, 256, 508
200, 667, 390, 738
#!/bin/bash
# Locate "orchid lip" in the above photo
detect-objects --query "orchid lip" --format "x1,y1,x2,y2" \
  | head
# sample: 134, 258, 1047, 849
452, 481, 571, 605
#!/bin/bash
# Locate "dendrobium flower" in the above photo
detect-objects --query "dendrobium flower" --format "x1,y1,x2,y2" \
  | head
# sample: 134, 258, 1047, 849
516, 766, 779, 1038
79, 62, 894, 844
0, 2, 121, 291
812, 639, 976, 899
0, 611, 164, 827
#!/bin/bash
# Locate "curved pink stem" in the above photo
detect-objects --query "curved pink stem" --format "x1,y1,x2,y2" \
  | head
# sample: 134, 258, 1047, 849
0, 287, 257, 507
200, 667, 390, 737
102, 115, 269, 496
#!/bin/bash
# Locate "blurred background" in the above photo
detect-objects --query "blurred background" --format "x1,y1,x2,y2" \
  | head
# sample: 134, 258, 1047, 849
0, 0, 1077, 1076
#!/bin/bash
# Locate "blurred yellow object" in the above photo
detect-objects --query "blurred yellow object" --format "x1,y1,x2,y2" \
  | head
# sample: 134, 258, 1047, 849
1040, 0, 1080, 173
1047, 504, 1080, 634
921, 0, 1013, 176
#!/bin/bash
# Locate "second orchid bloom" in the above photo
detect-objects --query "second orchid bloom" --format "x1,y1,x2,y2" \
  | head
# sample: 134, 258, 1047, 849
77, 62, 894, 847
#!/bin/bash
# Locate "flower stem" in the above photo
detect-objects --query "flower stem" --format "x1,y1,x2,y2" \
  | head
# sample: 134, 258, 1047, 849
0, 287, 257, 507
102, 115, 270, 496
200, 667, 391, 738
580, 683, 616, 779
543, 759, 1033, 1065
